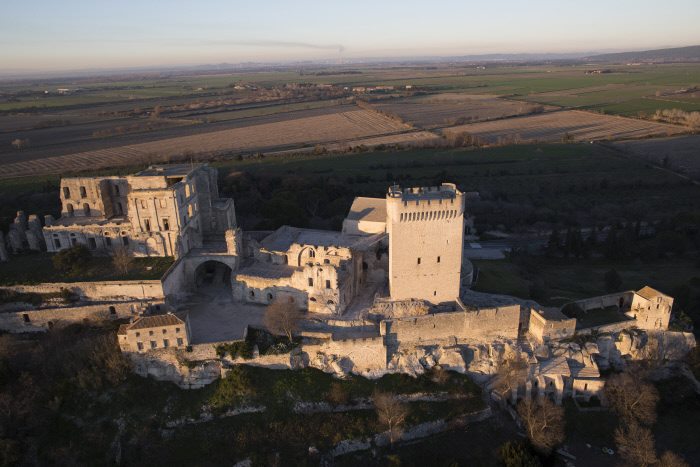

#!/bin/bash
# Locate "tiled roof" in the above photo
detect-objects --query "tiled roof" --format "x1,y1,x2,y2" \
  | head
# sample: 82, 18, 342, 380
637, 286, 663, 301
128, 313, 183, 330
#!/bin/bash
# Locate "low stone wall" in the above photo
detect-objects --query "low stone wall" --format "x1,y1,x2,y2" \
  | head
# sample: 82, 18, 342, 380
576, 320, 637, 336
0, 301, 142, 332
0, 280, 164, 301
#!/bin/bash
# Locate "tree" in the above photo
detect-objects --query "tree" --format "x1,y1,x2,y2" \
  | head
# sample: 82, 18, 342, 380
658, 451, 690, 467
374, 391, 409, 448
493, 353, 529, 395
112, 246, 133, 275
605, 369, 659, 426
546, 228, 561, 257
10, 138, 29, 150
614, 422, 657, 467
325, 382, 350, 406
604, 268, 623, 293
498, 441, 542, 467
516, 398, 565, 454
263, 299, 303, 343
52, 245, 90, 274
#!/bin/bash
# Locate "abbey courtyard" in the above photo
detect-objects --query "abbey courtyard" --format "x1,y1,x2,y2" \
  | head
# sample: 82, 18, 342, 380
0, 163, 695, 407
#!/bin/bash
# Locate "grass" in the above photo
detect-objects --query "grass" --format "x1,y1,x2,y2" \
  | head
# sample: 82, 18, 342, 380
470, 256, 699, 305
561, 304, 631, 329
0, 252, 174, 285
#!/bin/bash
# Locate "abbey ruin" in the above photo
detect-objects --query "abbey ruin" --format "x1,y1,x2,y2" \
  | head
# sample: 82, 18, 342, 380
0, 164, 694, 404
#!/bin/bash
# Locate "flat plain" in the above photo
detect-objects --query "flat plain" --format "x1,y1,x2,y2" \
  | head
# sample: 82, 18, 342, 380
442, 110, 688, 143
370, 93, 558, 128
0, 109, 421, 179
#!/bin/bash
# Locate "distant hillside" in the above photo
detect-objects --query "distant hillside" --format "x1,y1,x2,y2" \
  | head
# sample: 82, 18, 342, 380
586, 45, 700, 63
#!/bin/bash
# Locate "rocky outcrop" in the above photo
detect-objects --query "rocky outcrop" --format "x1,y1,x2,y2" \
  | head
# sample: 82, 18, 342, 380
129, 350, 222, 389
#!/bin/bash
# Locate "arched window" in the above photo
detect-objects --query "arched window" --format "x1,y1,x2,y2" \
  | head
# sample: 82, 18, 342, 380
267, 293, 273, 301
249, 290, 255, 299
309, 249, 315, 258
66, 204, 74, 216
327, 300, 334, 305
83, 203, 91, 215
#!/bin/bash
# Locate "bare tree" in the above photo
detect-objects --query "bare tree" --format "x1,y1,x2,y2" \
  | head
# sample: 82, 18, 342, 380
263, 299, 303, 343
493, 353, 529, 395
614, 422, 657, 467
112, 246, 133, 276
605, 368, 659, 426
516, 398, 565, 454
374, 391, 409, 448
11, 138, 29, 150
658, 451, 690, 467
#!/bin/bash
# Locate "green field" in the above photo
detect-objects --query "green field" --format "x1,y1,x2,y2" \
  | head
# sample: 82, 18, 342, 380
3, 63, 699, 117
0, 252, 173, 285
211, 143, 700, 232
473, 256, 700, 306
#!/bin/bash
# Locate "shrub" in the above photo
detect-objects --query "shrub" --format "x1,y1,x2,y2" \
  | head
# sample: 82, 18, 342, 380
498, 441, 542, 467
209, 366, 252, 411
52, 245, 91, 274
60, 287, 79, 304
215, 341, 254, 360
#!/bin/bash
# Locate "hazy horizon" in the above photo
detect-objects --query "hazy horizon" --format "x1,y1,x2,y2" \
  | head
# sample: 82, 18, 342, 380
2, 0, 700, 72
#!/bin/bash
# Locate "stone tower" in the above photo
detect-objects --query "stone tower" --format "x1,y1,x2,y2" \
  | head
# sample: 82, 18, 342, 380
386, 183, 465, 303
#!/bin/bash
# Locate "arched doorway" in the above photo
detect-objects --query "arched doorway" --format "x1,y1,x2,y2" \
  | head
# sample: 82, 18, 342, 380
194, 260, 233, 297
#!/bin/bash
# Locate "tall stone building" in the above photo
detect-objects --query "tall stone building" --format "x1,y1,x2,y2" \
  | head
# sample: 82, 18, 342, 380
386, 183, 465, 303
43, 164, 236, 258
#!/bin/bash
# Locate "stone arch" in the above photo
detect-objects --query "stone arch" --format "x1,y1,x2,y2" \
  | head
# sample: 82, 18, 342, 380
298, 246, 317, 266
194, 260, 233, 294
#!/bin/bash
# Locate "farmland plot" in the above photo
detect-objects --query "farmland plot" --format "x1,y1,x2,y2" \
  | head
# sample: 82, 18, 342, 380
612, 135, 700, 180
372, 93, 557, 128
442, 110, 688, 144
0, 109, 416, 179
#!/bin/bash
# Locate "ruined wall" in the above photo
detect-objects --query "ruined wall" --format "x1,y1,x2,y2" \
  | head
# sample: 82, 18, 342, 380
463, 305, 520, 340
528, 311, 576, 343
161, 258, 188, 303
0, 280, 164, 301
304, 336, 387, 374
0, 301, 141, 332
381, 305, 519, 345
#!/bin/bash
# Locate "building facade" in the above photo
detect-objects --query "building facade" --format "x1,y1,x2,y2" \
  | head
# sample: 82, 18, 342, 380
118, 313, 190, 353
43, 164, 236, 258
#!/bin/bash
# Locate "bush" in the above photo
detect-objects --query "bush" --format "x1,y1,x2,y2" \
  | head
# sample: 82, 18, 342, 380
209, 366, 253, 411
52, 245, 91, 274
498, 441, 542, 467
604, 268, 623, 292
215, 341, 254, 360
60, 287, 79, 304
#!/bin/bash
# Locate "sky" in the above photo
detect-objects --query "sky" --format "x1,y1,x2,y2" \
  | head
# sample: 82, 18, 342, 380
1, 0, 700, 71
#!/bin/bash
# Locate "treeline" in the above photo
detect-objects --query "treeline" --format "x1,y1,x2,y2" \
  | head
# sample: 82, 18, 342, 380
0, 323, 131, 465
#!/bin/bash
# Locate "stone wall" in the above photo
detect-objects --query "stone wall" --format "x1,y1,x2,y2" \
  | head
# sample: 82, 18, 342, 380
463, 305, 520, 340
161, 258, 188, 302
0, 301, 142, 332
0, 280, 164, 301
381, 305, 520, 345
528, 310, 576, 343
304, 336, 387, 374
